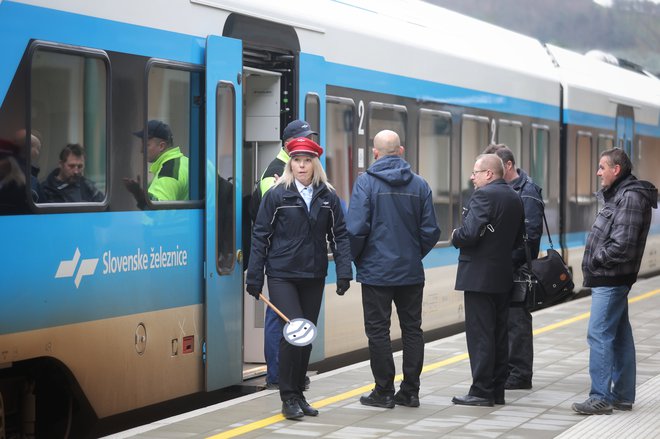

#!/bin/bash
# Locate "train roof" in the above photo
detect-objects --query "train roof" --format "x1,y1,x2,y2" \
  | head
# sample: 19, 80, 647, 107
14, 0, 561, 107
546, 44, 660, 126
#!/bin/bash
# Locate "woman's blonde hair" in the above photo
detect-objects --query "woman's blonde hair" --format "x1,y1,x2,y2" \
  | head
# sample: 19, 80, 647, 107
274, 155, 335, 191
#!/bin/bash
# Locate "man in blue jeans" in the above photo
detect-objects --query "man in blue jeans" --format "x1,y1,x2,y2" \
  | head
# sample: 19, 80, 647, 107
573, 148, 657, 415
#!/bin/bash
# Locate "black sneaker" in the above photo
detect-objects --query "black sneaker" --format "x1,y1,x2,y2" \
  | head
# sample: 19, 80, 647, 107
394, 390, 420, 407
572, 397, 613, 415
360, 390, 395, 408
282, 398, 304, 420
265, 381, 279, 390
613, 401, 633, 411
297, 397, 319, 416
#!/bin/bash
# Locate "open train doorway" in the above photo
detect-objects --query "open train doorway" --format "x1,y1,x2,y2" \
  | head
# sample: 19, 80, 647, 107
239, 44, 297, 380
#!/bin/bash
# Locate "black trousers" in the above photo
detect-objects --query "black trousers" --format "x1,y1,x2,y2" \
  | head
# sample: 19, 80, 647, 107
464, 290, 509, 401
361, 283, 424, 396
507, 305, 533, 383
267, 277, 324, 402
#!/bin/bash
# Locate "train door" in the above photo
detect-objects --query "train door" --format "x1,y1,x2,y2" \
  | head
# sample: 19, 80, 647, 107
204, 35, 243, 391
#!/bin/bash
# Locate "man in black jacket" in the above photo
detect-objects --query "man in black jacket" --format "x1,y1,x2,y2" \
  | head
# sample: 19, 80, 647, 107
484, 144, 544, 390
451, 153, 525, 407
42, 143, 103, 203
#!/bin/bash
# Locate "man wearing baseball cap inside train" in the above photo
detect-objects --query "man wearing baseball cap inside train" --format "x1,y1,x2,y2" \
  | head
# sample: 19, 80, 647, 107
123, 119, 189, 208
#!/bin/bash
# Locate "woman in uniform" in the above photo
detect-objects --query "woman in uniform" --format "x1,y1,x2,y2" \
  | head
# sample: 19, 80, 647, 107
246, 137, 352, 420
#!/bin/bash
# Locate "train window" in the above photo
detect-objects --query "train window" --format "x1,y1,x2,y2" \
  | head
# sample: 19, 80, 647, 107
143, 62, 204, 205
598, 134, 614, 157
216, 82, 236, 275
636, 137, 660, 187
530, 125, 550, 200
418, 109, 451, 242
30, 45, 109, 206
460, 115, 489, 211
497, 119, 522, 161
305, 93, 320, 144
326, 96, 356, 204
575, 132, 594, 199
367, 102, 407, 168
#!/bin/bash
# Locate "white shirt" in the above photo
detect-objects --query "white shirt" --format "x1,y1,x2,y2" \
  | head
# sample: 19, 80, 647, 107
295, 179, 313, 210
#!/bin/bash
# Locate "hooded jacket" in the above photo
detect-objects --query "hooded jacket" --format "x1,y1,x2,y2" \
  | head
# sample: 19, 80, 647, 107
582, 173, 658, 287
346, 155, 440, 286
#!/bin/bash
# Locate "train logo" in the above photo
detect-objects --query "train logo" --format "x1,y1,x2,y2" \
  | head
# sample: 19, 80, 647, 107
54, 247, 99, 288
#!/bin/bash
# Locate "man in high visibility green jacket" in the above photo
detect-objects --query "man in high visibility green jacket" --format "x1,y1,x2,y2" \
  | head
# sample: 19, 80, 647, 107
125, 120, 189, 207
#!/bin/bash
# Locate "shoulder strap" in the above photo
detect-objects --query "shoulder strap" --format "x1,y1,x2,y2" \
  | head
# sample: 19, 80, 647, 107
542, 210, 553, 249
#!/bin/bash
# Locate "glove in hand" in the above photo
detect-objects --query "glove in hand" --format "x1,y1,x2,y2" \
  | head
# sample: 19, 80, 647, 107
336, 279, 351, 296
246, 285, 261, 299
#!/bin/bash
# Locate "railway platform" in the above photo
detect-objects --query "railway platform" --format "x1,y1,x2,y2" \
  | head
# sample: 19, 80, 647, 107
106, 274, 660, 438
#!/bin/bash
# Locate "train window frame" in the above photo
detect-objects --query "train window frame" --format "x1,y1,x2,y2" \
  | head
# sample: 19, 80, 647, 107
530, 124, 550, 202
497, 119, 523, 162
460, 114, 490, 214
574, 130, 594, 204
27, 40, 111, 213
418, 108, 452, 243
325, 95, 357, 206
366, 102, 407, 168
215, 81, 236, 276
597, 133, 615, 156
304, 93, 320, 144
142, 58, 205, 210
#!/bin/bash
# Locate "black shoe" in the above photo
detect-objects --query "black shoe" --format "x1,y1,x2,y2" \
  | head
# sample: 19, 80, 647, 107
360, 390, 395, 408
282, 398, 304, 420
504, 379, 532, 390
297, 397, 319, 416
265, 381, 279, 390
452, 394, 494, 407
494, 397, 505, 405
394, 390, 420, 407
304, 375, 311, 391
613, 401, 633, 411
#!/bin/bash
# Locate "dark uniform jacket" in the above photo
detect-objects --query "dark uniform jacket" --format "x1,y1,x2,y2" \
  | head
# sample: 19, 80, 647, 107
453, 178, 525, 293
346, 155, 440, 286
583, 173, 657, 288
42, 169, 104, 203
246, 181, 352, 290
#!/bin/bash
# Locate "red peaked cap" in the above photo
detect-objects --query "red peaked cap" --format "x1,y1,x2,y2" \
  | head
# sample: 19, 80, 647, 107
287, 137, 323, 158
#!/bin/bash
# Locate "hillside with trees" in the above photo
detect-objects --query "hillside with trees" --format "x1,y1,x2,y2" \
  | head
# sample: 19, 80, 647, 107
426, 0, 660, 74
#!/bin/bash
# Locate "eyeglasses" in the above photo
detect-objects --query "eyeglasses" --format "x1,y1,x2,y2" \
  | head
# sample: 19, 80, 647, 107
471, 170, 488, 176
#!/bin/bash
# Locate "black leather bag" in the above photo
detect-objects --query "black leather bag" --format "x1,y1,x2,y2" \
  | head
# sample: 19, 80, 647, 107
510, 210, 573, 307
530, 248, 574, 304
511, 264, 537, 307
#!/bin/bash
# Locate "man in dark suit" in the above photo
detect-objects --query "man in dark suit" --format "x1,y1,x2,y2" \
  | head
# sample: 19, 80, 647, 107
451, 153, 525, 407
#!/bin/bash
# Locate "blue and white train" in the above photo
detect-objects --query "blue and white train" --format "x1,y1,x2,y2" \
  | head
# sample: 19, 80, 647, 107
1, 0, 659, 436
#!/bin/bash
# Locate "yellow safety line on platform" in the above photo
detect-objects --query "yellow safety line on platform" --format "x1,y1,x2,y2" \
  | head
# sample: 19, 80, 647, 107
207, 287, 660, 439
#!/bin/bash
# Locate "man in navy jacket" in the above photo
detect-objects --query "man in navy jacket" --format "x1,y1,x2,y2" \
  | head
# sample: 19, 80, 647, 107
451, 153, 525, 407
347, 129, 440, 409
